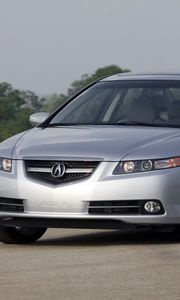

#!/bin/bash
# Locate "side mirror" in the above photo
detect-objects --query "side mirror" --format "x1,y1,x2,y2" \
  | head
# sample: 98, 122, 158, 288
29, 112, 50, 127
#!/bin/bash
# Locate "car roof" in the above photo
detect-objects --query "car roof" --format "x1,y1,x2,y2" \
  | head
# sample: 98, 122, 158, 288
101, 73, 180, 82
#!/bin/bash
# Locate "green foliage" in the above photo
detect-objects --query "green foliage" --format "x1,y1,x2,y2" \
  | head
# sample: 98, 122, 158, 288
20, 90, 45, 110
42, 93, 67, 112
0, 83, 43, 142
67, 65, 129, 97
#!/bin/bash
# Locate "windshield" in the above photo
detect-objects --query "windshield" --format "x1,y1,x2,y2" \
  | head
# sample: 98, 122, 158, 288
48, 80, 180, 127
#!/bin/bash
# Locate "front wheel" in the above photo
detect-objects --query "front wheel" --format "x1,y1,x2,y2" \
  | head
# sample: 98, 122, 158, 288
0, 226, 47, 244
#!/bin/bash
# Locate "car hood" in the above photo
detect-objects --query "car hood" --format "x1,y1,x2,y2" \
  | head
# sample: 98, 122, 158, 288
9, 125, 180, 161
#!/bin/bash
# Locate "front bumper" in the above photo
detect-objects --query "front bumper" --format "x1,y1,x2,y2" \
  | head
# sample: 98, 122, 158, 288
1, 160, 180, 226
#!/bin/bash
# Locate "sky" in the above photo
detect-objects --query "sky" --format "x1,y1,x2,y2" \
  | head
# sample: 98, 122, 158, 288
0, 0, 180, 95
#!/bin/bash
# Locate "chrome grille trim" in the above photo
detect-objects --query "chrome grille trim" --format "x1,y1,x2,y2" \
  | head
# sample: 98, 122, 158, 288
27, 167, 93, 174
27, 167, 52, 173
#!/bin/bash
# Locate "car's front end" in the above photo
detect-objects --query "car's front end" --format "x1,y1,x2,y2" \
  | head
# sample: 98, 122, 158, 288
1, 73, 180, 243
1, 126, 180, 230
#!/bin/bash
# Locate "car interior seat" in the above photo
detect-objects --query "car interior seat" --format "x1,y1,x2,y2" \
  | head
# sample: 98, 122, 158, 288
128, 97, 156, 123
168, 101, 180, 123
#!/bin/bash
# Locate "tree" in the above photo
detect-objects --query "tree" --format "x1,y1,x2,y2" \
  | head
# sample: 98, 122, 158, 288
0, 83, 43, 142
67, 65, 129, 97
42, 93, 67, 112
20, 90, 45, 110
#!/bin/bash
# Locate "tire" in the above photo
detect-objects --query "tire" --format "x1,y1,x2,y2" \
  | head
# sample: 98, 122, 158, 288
0, 226, 47, 244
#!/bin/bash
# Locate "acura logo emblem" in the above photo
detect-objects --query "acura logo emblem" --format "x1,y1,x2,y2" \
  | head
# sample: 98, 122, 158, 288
51, 163, 66, 178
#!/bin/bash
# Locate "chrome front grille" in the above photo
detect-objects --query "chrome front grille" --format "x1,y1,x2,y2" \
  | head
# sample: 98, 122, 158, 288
25, 160, 100, 185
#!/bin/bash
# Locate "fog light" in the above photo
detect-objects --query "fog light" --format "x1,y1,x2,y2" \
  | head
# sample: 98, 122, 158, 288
0, 158, 12, 172
144, 201, 161, 213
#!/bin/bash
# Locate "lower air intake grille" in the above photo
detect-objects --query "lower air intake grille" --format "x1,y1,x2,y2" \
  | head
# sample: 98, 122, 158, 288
88, 201, 139, 215
0, 198, 24, 212
88, 200, 164, 215
25, 160, 100, 185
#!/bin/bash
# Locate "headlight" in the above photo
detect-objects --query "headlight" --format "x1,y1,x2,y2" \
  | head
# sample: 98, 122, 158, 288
113, 157, 180, 174
0, 158, 12, 172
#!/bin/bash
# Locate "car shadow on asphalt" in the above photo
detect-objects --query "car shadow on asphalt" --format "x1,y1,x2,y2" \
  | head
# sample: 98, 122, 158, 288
34, 228, 179, 247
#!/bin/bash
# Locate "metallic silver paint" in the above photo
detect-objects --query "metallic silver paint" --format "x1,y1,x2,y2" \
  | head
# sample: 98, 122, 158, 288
11, 126, 180, 161
1, 73, 180, 227
29, 112, 50, 127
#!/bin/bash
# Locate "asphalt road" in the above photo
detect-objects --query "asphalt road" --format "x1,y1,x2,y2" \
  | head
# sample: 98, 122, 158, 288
0, 228, 180, 300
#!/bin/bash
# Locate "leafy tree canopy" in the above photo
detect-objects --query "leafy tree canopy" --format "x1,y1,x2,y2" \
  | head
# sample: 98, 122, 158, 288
0, 82, 45, 141
67, 65, 129, 97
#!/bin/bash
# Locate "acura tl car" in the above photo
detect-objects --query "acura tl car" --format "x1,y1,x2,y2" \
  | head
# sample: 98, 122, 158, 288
1, 73, 180, 243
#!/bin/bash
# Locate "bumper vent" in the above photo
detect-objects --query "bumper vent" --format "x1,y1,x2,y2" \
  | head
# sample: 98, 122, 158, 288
88, 200, 164, 215
0, 198, 24, 213
25, 160, 100, 185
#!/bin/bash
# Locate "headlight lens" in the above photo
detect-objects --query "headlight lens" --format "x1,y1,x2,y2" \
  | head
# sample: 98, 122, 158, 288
0, 158, 12, 172
123, 161, 135, 173
113, 157, 180, 174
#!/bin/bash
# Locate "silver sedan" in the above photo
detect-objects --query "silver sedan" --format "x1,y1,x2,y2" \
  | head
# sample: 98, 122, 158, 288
1, 73, 180, 243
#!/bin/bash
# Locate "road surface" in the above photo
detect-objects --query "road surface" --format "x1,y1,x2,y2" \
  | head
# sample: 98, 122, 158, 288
0, 228, 180, 300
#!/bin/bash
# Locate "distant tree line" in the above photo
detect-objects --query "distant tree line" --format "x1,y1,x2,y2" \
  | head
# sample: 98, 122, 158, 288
0, 65, 129, 142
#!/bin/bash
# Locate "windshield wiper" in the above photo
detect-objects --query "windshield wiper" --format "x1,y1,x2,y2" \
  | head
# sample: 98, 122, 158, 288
42, 121, 180, 128
43, 123, 84, 127
116, 121, 180, 128
116, 121, 164, 127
